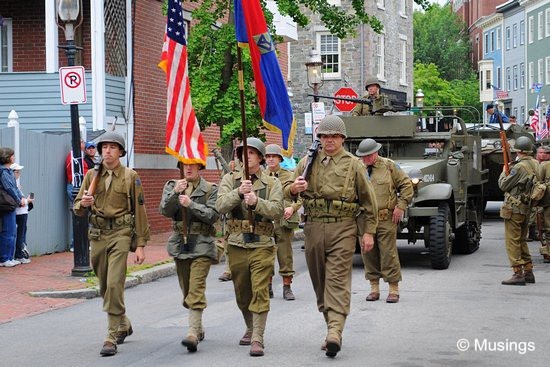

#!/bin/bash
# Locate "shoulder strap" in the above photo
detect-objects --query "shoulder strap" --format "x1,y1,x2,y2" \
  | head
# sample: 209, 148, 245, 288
342, 154, 358, 200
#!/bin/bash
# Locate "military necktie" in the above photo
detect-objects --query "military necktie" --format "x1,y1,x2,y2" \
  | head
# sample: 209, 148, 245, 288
367, 165, 373, 178
105, 170, 113, 191
322, 156, 331, 166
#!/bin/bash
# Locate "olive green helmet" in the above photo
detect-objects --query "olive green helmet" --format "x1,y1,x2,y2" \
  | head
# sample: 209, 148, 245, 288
514, 136, 534, 153
97, 131, 126, 157
355, 138, 382, 156
365, 77, 381, 90
236, 137, 266, 164
316, 115, 347, 138
265, 144, 284, 161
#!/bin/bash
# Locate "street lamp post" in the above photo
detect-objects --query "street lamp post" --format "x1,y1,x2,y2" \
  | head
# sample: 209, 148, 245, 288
57, 0, 91, 276
541, 96, 548, 118
415, 89, 425, 130
305, 49, 324, 102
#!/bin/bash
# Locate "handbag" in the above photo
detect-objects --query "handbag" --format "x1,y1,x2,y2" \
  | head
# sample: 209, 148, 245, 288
0, 187, 18, 213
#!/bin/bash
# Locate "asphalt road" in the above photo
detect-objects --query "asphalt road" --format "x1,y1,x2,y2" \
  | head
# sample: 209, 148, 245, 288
1, 202, 548, 367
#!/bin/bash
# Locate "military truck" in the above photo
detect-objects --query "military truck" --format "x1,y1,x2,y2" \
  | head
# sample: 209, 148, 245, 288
342, 115, 488, 269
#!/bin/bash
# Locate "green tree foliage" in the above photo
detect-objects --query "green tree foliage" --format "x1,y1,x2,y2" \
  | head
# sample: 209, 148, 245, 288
413, 4, 472, 81
161, 0, 430, 148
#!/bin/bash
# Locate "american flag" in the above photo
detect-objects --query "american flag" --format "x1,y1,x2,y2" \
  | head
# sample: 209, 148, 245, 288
540, 105, 550, 140
158, 0, 207, 166
530, 95, 540, 139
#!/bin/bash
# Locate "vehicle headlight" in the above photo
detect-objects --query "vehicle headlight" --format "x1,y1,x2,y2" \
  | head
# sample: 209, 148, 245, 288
493, 140, 502, 149
481, 139, 489, 148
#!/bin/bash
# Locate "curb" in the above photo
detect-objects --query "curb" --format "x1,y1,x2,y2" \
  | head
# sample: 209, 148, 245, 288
29, 262, 176, 300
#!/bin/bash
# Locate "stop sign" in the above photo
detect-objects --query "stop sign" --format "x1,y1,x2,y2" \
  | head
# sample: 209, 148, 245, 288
333, 87, 358, 112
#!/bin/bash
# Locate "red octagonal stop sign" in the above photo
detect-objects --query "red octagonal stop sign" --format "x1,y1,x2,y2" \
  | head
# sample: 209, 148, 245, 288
333, 87, 358, 112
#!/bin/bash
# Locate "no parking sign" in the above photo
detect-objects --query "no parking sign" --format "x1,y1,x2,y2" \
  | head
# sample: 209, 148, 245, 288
59, 66, 87, 105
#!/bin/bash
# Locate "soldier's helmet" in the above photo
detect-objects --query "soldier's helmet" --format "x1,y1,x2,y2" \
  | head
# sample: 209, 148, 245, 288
365, 77, 381, 90
98, 131, 126, 157
514, 136, 534, 153
316, 115, 347, 138
265, 144, 284, 161
236, 137, 266, 164
355, 138, 382, 157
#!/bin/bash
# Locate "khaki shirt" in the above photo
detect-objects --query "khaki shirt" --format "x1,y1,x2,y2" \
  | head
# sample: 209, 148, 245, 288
368, 156, 414, 211
539, 160, 550, 207
74, 163, 151, 247
216, 168, 283, 248
498, 156, 539, 215
351, 94, 386, 116
286, 148, 378, 235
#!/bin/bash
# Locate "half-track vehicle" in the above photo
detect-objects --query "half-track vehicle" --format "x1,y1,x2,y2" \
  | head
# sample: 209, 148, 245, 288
342, 115, 488, 269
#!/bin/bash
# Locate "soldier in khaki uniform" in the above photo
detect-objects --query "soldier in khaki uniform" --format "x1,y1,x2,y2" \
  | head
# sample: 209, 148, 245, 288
351, 77, 387, 116
498, 136, 539, 285
265, 144, 301, 301
287, 116, 378, 358
537, 145, 550, 263
159, 162, 219, 352
74, 132, 150, 356
355, 138, 413, 303
216, 137, 283, 357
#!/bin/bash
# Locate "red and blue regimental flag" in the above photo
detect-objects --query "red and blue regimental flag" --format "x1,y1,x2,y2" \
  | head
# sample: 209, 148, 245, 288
158, 0, 207, 165
234, 0, 296, 156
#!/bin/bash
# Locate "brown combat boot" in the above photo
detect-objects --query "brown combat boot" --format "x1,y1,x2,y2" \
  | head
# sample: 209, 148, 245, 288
181, 309, 202, 352
100, 341, 117, 356
523, 263, 535, 284
501, 266, 526, 286
282, 276, 295, 301
249, 312, 268, 357
239, 310, 253, 345
366, 279, 380, 301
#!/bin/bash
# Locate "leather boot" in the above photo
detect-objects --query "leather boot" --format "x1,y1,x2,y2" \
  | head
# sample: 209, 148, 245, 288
366, 279, 380, 301
501, 266, 526, 286
181, 309, 203, 352
249, 312, 268, 356
387, 282, 400, 303
239, 310, 253, 345
326, 310, 345, 358
523, 263, 535, 284
282, 276, 295, 300
115, 315, 133, 344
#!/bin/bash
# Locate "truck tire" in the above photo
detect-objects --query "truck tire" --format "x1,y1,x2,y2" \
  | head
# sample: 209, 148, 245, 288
428, 203, 452, 269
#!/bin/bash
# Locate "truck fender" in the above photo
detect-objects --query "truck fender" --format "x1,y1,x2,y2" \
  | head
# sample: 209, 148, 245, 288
415, 183, 453, 203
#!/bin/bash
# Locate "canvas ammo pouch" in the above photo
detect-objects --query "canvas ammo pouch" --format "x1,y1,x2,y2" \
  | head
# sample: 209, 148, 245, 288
226, 219, 274, 236
172, 221, 215, 236
531, 182, 546, 201
378, 208, 390, 221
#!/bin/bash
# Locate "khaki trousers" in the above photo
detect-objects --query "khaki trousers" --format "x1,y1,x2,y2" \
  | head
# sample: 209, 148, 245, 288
362, 216, 402, 283
542, 206, 550, 245
504, 213, 531, 266
90, 226, 132, 316
175, 256, 212, 310
227, 245, 275, 314
304, 218, 356, 316
274, 225, 295, 277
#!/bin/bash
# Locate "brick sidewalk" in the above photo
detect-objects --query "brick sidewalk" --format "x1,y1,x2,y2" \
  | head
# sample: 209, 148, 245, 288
0, 232, 172, 325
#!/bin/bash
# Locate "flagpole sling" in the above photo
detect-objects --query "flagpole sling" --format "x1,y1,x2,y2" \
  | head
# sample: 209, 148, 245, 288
179, 163, 189, 250
237, 45, 254, 234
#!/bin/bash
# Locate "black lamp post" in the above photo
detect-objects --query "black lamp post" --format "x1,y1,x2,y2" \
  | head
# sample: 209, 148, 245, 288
305, 49, 324, 102
57, 0, 91, 276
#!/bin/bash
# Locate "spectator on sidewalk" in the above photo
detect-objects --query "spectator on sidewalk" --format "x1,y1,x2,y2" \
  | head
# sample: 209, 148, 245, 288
84, 141, 97, 170
11, 163, 33, 264
65, 139, 88, 252
0, 148, 24, 267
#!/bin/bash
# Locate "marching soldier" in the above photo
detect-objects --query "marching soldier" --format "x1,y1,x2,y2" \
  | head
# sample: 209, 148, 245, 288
159, 161, 219, 352
74, 132, 150, 356
355, 138, 413, 303
498, 136, 539, 285
215, 137, 283, 357
287, 116, 378, 358
537, 145, 550, 263
265, 144, 301, 301
351, 77, 387, 116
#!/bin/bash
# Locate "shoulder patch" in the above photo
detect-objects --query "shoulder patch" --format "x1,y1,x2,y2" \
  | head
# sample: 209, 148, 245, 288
509, 169, 517, 176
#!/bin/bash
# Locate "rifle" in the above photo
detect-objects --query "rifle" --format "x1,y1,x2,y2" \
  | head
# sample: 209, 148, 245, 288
496, 111, 512, 175
302, 139, 321, 181
212, 148, 232, 174
86, 158, 103, 196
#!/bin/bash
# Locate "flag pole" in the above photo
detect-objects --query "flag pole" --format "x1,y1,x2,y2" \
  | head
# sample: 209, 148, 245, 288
178, 163, 189, 250
237, 45, 254, 233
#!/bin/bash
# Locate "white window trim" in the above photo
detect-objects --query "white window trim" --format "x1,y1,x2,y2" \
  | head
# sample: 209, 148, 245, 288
520, 20, 525, 45
512, 24, 517, 48
377, 0, 385, 11
505, 27, 510, 50
316, 32, 341, 80
546, 8, 550, 37
399, 0, 407, 18
490, 30, 495, 52
496, 28, 501, 50
546, 56, 550, 85
497, 66, 502, 89
0, 18, 13, 72
513, 65, 518, 90
376, 33, 385, 81
520, 62, 525, 89
506, 67, 511, 91
528, 16, 534, 44
528, 61, 534, 88
538, 12, 543, 40
539, 58, 544, 84
399, 34, 407, 86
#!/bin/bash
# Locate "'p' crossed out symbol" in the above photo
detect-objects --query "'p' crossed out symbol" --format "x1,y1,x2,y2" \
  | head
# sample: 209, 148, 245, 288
64, 72, 82, 89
